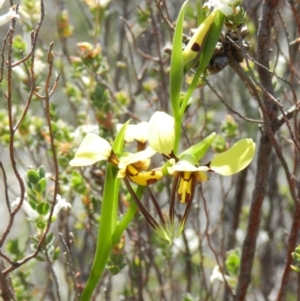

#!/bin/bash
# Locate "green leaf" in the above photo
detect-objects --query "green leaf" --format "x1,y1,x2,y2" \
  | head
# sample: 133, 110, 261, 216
35, 178, 47, 194
53, 247, 60, 261
181, 293, 194, 301
210, 138, 256, 176
38, 165, 46, 179
225, 249, 240, 276
28, 199, 37, 210
180, 132, 216, 161
113, 120, 129, 154
291, 265, 300, 274
36, 220, 46, 230
170, 1, 188, 117
46, 233, 55, 245
36, 202, 50, 215
26, 169, 40, 185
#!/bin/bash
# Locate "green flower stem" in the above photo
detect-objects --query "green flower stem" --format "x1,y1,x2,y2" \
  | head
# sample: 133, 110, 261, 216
173, 116, 182, 155
80, 164, 119, 301
170, 1, 188, 154
111, 186, 145, 246
179, 11, 224, 116
80, 177, 145, 300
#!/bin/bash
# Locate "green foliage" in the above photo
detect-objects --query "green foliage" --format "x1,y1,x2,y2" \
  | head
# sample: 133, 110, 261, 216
291, 245, 300, 273
225, 249, 241, 277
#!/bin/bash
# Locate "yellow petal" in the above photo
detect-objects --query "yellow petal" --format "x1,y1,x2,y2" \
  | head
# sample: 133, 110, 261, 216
125, 165, 163, 186
210, 138, 255, 176
177, 172, 194, 203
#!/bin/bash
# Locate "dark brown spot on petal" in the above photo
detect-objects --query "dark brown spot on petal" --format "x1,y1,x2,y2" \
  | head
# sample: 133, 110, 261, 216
147, 178, 159, 185
191, 43, 201, 52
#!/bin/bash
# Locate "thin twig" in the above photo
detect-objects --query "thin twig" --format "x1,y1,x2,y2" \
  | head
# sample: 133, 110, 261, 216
0, 162, 11, 213
45, 253, 62, 301
59, 233, 80, 301
204, 78, 263, 124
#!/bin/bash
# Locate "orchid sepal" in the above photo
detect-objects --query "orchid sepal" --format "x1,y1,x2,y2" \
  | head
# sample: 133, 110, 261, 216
179, 132, 216, 161
148, 112, 175, 157
69, 133, 113, 166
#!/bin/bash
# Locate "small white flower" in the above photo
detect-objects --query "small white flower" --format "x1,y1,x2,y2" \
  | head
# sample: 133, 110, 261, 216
204, 0, 235, 16
45, 195, 71, 220
71, 125, 100, 139
12, 194, 71, 222
210, 266, 236, 286
173, 228, 199, 254
0, 5, 19, 27
83, 0, 112, 8
148, 111, 175, 156
12, 195, 39, 221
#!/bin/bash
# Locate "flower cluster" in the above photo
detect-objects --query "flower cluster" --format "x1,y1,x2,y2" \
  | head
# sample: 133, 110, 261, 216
70, 111, 255, 241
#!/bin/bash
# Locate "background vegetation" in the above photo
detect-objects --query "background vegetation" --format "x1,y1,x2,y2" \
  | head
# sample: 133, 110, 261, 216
0, 0, 299, 300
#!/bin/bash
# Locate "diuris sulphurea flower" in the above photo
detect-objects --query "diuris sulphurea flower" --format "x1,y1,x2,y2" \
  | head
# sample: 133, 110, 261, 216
70, 125, 163, 186
168, 138, 255, 236
70, 112, 256, 242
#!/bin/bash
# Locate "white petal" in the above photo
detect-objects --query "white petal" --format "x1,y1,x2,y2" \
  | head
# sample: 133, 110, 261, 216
118, 146, 156, 169
168, 160, 209, 173
0, 7, 19, 27
70, 133, 112, 166
216, 3, 234, 16
117, 121, 149, 143
204, 0, 234, 16
0, 0, 4, 9
45, 195, 71, 220
148, 111, 175, 156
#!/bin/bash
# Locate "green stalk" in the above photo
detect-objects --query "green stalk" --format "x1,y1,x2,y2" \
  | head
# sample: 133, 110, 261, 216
80, 164, 119, 301
173, 117, 182, 155
111, 186, 145, 246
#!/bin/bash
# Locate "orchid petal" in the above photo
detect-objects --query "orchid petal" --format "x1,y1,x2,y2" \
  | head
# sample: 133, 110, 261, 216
118, 146, 156, 169
70, 133, 112, 166
117, 122, 149, 143
210, 138, 255, 176
148, 111, 175, 156
168, 160, 209, 173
